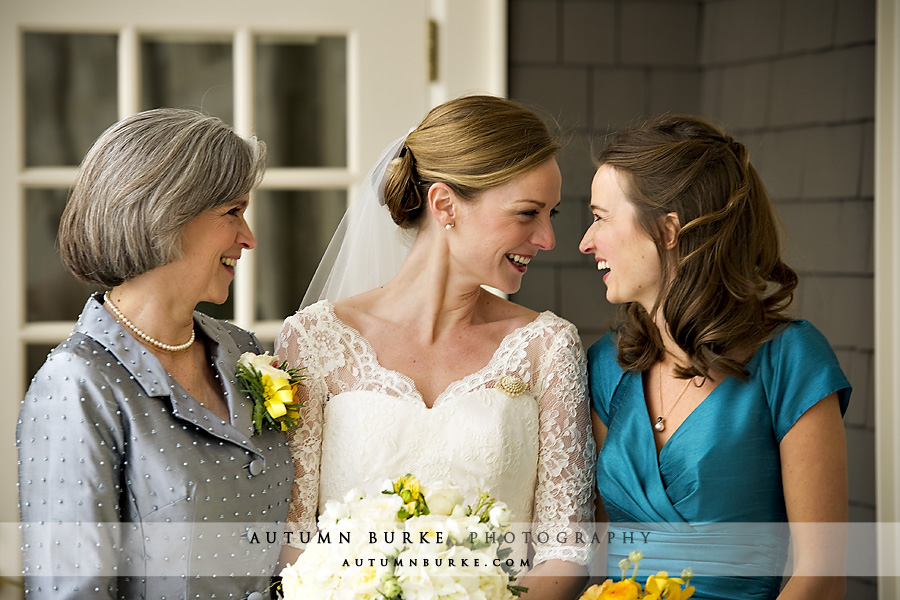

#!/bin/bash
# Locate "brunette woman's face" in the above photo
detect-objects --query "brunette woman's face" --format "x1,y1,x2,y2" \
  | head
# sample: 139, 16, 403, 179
579, 165, 661, 311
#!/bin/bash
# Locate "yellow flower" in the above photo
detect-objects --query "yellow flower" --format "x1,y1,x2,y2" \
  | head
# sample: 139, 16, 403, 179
262, 375, 295, 419
394, 475, 423, 502
598, 579, 643, 599
236, 353, 305, 435
579, 580, 642, 600
580, 581, 613, 600
389, 474, 431, 519
406, 476, 422, 499
643, 572, 695, 600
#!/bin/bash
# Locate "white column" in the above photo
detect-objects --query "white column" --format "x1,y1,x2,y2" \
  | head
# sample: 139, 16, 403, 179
875, 0, 900, 598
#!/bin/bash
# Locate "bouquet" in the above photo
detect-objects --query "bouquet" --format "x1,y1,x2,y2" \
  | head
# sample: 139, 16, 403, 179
579, 551, 694, 600
280, 474, 525, 600
235, 351, 305, 435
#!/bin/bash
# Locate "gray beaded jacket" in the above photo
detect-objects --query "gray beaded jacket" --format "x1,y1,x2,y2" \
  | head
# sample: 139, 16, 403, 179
17, 294, 293, 600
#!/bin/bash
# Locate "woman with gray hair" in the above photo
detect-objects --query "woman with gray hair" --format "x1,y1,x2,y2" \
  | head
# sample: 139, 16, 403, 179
17, 108, 291, 600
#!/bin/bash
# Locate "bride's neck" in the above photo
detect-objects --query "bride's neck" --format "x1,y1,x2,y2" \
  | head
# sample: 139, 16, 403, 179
372, 244, 483, 328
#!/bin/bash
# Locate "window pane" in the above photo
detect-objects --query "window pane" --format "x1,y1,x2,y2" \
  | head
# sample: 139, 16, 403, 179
26, 343, 58, 388
25, 189, 103, 322
256, 35, 347, 167
141, 34, 233, 122
254, 189, 346, 320
24, 33, 118, 167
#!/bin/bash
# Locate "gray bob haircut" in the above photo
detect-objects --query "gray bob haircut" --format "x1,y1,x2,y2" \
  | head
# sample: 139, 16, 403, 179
58, 108, 267, 287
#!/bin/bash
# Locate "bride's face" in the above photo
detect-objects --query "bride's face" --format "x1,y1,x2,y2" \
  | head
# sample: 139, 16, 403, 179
450, 158, 561, 294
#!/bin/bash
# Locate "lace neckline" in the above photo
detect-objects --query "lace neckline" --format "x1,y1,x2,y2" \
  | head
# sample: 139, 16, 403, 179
317, 301, 551, 408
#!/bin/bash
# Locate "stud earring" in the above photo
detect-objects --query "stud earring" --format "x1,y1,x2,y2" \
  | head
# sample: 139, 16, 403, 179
445, 223, 454, 230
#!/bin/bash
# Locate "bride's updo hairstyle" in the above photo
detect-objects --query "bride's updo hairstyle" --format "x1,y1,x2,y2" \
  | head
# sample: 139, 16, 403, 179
600, 114, 798, 380
383, 95, 561, 229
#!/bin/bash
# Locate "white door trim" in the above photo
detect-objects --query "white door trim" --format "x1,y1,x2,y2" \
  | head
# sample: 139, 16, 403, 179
875, 0, 900, 598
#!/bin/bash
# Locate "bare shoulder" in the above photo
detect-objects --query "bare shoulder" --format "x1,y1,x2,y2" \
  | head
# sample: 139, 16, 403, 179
331, 290, 380, 332
480, 293, 580, 346
476, 289, 540, 330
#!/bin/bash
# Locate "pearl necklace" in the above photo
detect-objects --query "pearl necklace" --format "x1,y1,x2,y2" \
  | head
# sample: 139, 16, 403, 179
104, 291, 195, 353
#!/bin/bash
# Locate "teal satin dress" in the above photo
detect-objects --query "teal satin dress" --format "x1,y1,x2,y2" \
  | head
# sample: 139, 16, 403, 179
588, 320, 851, 600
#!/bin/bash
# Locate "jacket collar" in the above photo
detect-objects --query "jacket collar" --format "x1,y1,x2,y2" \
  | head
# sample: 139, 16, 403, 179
75, 293, 266, 455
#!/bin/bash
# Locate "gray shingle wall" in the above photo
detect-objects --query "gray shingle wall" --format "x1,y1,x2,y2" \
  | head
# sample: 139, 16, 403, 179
508, 0, 876, 594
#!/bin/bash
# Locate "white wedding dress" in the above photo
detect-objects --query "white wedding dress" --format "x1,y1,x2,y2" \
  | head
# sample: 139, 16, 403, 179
275, 301, 595, 567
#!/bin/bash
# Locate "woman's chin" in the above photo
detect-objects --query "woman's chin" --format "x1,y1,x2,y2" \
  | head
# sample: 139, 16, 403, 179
487, 280, 520, 297
201, 291, 231, 306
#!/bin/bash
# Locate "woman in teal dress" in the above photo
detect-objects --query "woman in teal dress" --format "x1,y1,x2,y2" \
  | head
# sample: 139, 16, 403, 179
578, 114, 851, 600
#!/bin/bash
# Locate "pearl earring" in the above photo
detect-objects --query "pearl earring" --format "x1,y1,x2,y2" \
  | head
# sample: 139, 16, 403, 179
445, 223, 454, 230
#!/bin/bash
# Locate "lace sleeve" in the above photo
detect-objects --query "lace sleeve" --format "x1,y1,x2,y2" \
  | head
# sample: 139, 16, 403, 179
531, 321, 597, 566
275, 312, 328, 549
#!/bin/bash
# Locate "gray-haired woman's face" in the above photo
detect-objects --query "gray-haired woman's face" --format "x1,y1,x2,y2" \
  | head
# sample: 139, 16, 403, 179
163, 193, 257, 305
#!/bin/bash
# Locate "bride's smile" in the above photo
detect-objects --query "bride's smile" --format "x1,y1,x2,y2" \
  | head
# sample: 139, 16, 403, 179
447, 157, 561, 295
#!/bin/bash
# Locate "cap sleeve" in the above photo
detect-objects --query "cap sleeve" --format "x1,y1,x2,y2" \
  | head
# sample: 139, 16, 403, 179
761, 320, 852, 442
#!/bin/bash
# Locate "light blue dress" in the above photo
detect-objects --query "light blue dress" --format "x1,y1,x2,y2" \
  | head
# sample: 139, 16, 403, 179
588, 320, 851, 600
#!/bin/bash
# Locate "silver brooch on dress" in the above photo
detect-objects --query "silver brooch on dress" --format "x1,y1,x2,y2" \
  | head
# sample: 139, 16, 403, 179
497, 374, 526, 397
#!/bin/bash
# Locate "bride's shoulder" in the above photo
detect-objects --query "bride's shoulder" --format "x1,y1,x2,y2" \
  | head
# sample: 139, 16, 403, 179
290, 300, 331, 318
480, 292, 575, 337
331, 291, 383, 333
283, 300, 338, 333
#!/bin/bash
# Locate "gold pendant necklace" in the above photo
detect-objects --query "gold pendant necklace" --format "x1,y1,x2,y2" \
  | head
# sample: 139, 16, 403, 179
653, 364, 694, 433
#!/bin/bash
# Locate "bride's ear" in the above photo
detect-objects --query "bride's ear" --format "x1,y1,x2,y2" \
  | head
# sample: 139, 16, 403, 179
427, 182, 456, 229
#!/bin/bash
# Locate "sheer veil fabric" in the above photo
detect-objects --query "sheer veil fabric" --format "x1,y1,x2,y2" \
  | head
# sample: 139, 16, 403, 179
301, 134, 414, 308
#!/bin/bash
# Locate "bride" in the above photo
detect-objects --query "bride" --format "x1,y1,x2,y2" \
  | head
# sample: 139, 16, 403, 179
275, 95, 596, 598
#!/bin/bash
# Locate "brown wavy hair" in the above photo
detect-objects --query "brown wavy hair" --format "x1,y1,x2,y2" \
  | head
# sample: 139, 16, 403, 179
599, 114, 798, 380
383, 95, 561, 229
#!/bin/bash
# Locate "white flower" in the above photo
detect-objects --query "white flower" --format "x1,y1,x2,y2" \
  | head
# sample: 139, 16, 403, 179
278, 562, 304, 598
463, 519, 494, 549
280, 477, 520, 600
403, 514, 455, 554
396, 545, 513, 600
343, 488, 366, 503
488, 502, 512, 529
445, 514, 473, 545
319, 499, 350, 525
342, 556, 392, 599
280, 543, 342, 598
349, 493, 404, 525
238, 351, 290, 380
424, 481, 464, 516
